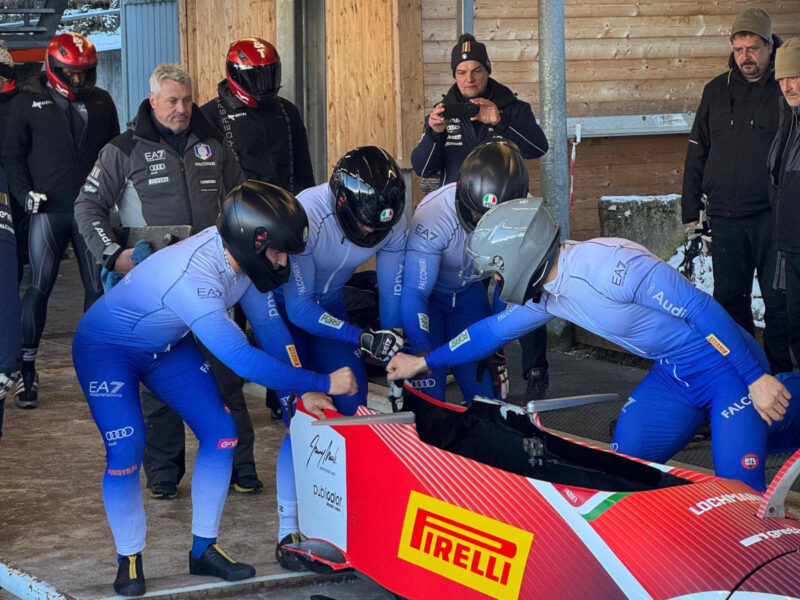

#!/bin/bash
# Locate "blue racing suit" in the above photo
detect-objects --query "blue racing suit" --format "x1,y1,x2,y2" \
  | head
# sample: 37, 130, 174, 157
422, 238, 800, 491
271, 182, 406, 533
401, 183, 494, 402
71, 226, 329, 555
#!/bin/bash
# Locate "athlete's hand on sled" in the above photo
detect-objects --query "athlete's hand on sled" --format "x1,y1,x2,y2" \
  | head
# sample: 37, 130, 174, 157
328, 367, 357, 396
301, 392, 336, 419
749, 373, 791, 426
387, 352, 429, 381
24, 191, 47, 214
359, 328, 404, 362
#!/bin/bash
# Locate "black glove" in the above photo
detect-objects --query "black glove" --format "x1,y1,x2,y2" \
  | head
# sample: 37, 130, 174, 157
359, 328, 404, 362
477, 350, 509, 400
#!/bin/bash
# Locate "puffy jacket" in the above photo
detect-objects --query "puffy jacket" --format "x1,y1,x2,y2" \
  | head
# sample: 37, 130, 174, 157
74, 99, 244, 268
2, 74, 119, 213
768, 99, 800, 253
410, 78, 548, 184
201, 80, 315, 194
681, 38, 783, 223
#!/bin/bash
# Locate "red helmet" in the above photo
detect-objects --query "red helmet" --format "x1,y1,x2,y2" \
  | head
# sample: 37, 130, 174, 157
46, 33, 97, 101
226, 38, 281, 108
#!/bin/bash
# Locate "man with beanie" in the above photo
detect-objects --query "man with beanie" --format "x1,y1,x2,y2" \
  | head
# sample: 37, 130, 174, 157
0, 40, 21, 435
410, 33, 551, 403
682, 8, 792, 373
768, 37, 800, 370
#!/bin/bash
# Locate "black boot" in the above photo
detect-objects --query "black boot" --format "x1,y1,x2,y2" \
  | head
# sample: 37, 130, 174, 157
114, 554, 145, 597
189, 543, 255, 581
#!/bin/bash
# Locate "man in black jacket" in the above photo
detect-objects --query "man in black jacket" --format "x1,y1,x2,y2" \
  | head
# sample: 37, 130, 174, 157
410, 33, 551, 402
682, 8, 791, 374
201, 37, 314, 194
769, 37, 800, 368
2, 32, 119, 409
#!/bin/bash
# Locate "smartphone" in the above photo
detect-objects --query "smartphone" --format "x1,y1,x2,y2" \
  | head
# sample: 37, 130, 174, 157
441, 102, 480, 120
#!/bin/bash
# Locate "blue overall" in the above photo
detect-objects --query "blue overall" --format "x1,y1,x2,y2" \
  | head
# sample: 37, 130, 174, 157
401, 183, 494, 402
424, 238, 800, 491
72, 227, 328, 555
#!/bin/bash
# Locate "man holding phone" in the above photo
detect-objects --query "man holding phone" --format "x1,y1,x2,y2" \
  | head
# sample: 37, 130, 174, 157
411, 33, 548, 185
411, 33, 552, 403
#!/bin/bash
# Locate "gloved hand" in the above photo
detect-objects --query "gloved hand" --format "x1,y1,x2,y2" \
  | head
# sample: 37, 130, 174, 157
477, 350, 509, 400
25, 191, 47, 214
685, 209, 712, 254
359, 328, 404, 362
101, 239, 153, 293
388, 378, 404, 412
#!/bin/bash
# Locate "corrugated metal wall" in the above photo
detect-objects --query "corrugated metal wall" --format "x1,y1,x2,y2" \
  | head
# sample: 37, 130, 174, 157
120, 0, 180, 123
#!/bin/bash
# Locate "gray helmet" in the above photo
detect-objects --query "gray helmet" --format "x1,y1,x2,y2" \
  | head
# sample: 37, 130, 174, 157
462, 198, 560, 305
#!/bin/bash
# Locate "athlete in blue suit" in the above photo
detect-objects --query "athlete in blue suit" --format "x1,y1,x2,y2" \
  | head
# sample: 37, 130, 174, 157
388, 198, 799, 491
401, 140, 529, 404
272, 146, 407, 568
71, 181, 355, 596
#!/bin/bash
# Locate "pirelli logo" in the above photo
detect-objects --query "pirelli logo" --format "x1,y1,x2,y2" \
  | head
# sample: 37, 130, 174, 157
285, 344, 301, 367
398, 491, 532, 599
706, 333, 730, 356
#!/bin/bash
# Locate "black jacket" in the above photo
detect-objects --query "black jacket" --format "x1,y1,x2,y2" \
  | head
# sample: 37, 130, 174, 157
1, 74, 119, 213
201, 80, 315, 194
768, 99, 800, 253
411, 78, 548, 184
681, 38, 782, 223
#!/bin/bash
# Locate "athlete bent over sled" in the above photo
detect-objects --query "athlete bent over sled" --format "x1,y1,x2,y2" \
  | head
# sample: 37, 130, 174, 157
388, 198, 800, 492
72, 181, 355, 596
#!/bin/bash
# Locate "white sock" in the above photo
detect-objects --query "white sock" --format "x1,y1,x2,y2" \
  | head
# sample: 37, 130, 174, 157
277, 498, 298, 541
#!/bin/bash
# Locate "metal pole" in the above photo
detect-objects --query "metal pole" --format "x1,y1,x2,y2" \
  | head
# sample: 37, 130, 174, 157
456, 0, 474, 37
0, 559, 78, 600
537, 0, 569, 239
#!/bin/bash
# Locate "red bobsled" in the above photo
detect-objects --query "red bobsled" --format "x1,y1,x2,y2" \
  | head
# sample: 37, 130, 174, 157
288, 394, 800, 600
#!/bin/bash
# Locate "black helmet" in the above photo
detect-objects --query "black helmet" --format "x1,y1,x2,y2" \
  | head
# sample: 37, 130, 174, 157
217, 180, 308, 292
455, 139, 529, 232
329, 146, 406, 247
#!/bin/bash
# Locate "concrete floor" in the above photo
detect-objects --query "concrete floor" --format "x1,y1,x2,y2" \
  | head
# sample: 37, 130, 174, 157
1, 255, 797, 600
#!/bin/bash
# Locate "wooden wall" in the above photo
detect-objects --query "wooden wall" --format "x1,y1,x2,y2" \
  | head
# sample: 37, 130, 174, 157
178, 0, 277, 106
422, 0, 800, 239
325, 0, 424, 172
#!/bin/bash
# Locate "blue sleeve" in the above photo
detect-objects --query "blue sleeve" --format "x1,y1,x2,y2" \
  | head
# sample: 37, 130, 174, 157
189, 307, 330, 393
239, 286, 313, 398
425, 303, 551, 370
410, 123, 446, 177
283, 252, 362, 345
632, 260, 765, 385
376, 220, 408, 331
401, 249, 441, 352
494, 101, 548, 159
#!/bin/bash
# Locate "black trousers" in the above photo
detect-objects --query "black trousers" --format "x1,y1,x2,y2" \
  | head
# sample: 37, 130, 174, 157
519, 325, 548, 376
784, 250, 800, 369
710, 211, 791, 373
142, 338, 257, 487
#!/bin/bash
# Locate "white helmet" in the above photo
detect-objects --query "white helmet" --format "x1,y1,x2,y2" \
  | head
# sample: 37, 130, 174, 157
461, 198, 560, 305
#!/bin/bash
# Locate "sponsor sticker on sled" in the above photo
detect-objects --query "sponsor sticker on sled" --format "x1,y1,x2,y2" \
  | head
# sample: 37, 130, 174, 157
319, 313, 344, 330
380, 208, 394, 223
398, 491, 532, 600
449, 329, 470, 350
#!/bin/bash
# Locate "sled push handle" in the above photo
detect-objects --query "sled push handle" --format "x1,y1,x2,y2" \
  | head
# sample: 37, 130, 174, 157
756, 448, 800, 519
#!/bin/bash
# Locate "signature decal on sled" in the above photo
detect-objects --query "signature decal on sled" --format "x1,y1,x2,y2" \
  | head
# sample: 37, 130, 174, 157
398, 491, 532, 599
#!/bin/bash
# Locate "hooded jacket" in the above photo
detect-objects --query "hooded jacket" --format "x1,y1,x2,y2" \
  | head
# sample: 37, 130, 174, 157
74, 99, 243, 268
681, 36, 783, 223
411, 78, 548, 184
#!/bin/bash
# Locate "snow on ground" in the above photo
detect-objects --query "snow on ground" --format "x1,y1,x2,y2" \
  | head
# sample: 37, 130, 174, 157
667, 243, 765, 327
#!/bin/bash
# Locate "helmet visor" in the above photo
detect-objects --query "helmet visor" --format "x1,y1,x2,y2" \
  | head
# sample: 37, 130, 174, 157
459, 231, 503, 282
228, 61, 280, 100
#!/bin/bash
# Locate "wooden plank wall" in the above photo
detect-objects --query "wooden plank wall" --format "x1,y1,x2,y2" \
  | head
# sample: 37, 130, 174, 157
178, 0, 277, 107
421, 1, 800, 239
